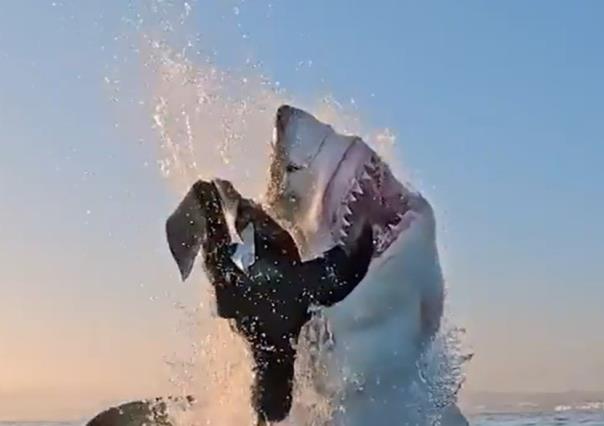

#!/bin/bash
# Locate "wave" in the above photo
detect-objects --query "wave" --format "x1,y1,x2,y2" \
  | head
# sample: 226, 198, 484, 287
555, 401, 604, 412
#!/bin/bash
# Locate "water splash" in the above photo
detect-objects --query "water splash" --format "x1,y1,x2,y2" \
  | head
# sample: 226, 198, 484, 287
418, 323, 473, 425
109, 1, 469, 424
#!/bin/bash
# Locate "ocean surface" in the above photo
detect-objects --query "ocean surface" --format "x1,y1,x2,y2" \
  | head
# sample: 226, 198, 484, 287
472, 410, 604, 425
3, 411, 604, 426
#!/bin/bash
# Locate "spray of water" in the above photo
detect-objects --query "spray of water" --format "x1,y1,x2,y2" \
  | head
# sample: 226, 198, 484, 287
108, 1, 470, 424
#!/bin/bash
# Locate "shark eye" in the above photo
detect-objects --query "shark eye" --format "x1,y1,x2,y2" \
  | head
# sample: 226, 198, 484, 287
286, 163, 303, 173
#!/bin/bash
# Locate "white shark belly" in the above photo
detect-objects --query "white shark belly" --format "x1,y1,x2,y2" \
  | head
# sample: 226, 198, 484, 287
324, 256, 424, 386
313, 220, 466, 425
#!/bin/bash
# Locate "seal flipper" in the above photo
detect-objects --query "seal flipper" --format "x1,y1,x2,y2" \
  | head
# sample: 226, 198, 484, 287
166, 179, 244, 281
165, 183, 206, 281
166, 180, 253, 318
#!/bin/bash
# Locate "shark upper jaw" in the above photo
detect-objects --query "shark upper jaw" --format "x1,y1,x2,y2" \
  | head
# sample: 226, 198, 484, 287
266, 105, 424, 259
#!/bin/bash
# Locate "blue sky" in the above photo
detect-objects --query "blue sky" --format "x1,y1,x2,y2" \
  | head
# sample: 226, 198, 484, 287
1, 0, 603, 419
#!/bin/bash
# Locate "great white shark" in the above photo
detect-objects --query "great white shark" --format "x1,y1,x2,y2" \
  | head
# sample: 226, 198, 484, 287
85, 105, 467, 426
266, 105, 468, 425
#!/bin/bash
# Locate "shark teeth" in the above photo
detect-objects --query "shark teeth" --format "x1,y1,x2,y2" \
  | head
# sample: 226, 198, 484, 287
360, 170, 372, 181
351, 180, 364, 195
343, 204, 353, 217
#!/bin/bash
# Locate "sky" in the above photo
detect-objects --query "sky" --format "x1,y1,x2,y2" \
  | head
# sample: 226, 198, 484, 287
1, 0, 603, 421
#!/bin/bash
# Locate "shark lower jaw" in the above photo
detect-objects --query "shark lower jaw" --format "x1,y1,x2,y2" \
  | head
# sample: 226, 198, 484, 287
268, 145, 418, 259
326, 145, 415, 257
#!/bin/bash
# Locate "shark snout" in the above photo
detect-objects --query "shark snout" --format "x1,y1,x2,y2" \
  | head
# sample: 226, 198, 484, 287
276, 104, 294, 133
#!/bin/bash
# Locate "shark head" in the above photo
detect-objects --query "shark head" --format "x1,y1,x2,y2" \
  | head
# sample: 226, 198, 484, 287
265, 105, 435, 260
